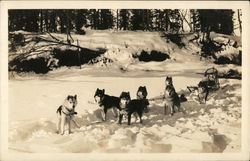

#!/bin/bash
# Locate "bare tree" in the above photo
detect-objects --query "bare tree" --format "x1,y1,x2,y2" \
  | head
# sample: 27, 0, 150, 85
179, 9, 193, 33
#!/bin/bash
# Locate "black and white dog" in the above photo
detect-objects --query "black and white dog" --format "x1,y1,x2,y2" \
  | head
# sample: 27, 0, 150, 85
136, 86, 150, 113
94, 88, 120, 121
56, 95, 79, 135
118, 92, 145, 125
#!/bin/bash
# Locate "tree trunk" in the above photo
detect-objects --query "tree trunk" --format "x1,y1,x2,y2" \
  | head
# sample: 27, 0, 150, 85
180, 10, 193, 33
117, 9, 119, 30
39, 10, 43, 32
237, 9, 242, 35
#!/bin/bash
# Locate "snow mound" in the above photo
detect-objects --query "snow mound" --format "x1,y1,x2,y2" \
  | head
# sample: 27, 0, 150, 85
9, 118, 56, 142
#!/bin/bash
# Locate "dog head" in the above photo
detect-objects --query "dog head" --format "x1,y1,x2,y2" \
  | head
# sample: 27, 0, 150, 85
64, 95, 78, 109
165, 76, 173, 86
119, 91, 131, 108
137, 86, 148, 99
94, 88, 105, 103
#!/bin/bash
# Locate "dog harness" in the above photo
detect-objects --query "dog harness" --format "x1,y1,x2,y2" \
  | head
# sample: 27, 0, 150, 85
61, 105, 75, 116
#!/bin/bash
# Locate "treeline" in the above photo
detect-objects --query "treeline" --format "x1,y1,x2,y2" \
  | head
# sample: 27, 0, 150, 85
9, 9, 241, 35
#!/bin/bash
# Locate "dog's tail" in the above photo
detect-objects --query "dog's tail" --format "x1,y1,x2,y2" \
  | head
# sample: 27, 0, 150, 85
56, 106, 62, 115
179, 94, 187, 103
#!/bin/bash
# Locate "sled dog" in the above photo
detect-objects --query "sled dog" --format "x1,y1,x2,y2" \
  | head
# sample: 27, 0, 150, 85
56, 95, 78, 135
94, 88, 120, 121
136, 86, 150, 113
164, 76, 186, 116
118, 92, 145, 125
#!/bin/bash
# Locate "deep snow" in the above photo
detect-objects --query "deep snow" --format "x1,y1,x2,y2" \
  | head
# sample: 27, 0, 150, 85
8, 70, 241, 153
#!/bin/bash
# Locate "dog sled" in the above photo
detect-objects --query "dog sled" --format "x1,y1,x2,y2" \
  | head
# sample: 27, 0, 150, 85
187, 67, 220, 103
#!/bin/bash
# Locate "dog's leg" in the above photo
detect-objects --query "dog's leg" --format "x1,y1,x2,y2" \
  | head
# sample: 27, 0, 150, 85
138, 112, 143, 124
104, 108, 108, 121
60, 115, 66, 135
198, 93, 202, 104
127, 113, 132, 125
181, 106, 187, 114
100, 106, 106, 121
56, 113, 61, 133
169, 103, 174, 116
118, 113, 123, 124
164, 103, 167, 115
174, 104, 179, 113
144, 105, 149, 113
101, 109, 106, 121
204, 88, 209, 103
57, 117, 61, 134
68, 117, 72, 134
112, 107, 118, 118
133, 113, 138, 123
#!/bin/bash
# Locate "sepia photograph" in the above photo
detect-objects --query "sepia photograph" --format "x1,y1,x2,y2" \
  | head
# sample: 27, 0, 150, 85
0, 1, 250, 161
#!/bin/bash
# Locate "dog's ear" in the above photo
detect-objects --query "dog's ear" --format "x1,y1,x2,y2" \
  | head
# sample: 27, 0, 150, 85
74, 95, 77, 99
67, 95, 71, 100
102, 89, 105, 93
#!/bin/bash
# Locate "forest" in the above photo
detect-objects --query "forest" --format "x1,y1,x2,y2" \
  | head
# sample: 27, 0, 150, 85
8, 9, 242, 76
9, 9, 241, 35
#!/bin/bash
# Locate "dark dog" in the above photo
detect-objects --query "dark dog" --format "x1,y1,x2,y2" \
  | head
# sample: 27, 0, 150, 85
94, 88, 120, 121
118, 92, 144, 125
56, 95, 79, 135
136, 86, 150, 113
197, 79, 210, 103
164, 76, 186, 116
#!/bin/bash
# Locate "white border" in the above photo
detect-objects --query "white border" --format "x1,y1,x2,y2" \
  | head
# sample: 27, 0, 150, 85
0, 1, 250, 161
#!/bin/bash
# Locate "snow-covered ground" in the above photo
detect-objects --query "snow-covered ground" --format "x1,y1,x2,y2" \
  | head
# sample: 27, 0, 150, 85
8, 30, 241, 153
8, 71, 241, 153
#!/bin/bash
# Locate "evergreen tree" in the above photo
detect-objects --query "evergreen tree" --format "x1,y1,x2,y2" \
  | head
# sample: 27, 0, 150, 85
119, 9, 130, 30
99, 9, 114, 29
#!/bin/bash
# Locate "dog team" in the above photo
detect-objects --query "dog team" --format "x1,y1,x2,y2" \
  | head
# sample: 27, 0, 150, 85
56, 76, 186, 135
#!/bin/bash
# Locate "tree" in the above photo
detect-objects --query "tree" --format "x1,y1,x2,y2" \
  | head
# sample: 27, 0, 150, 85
99, 9, 114, 29
74, 9, 87, 33
119, 9, 130, 30
131, 9, 144, 30
237, 9, 242, 35
190, 9, 200, 33
179, 9, 193, 32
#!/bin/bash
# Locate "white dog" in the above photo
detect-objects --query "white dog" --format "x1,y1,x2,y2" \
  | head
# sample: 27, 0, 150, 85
56, 95, 79, 135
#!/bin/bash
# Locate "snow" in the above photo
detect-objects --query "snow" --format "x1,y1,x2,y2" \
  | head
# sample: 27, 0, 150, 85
8, 73, 241, 153
8, 30, 241, 153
